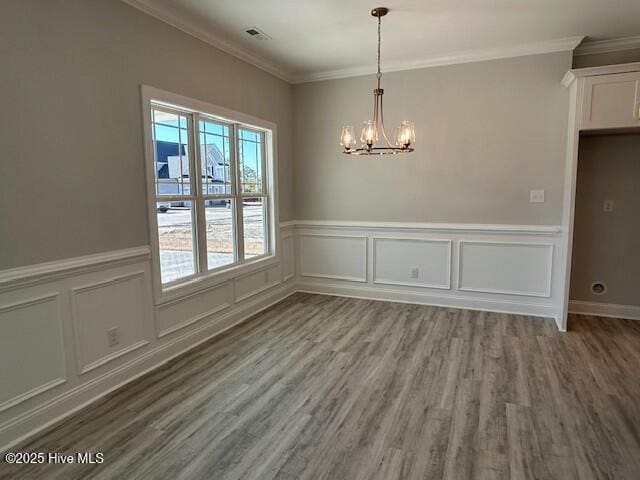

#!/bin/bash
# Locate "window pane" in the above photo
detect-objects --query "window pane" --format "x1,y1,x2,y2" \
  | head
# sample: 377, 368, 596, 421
238, 128, 263, 193
156, 202, 196, 283
153, 110, 187, 128
152, 108, 191, 196
199, 119, 232, 195
205, 200, 235, 270
243, 197, 266, 258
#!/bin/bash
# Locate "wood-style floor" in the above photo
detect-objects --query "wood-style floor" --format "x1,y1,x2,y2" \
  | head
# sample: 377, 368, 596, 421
2, 293, 640, 479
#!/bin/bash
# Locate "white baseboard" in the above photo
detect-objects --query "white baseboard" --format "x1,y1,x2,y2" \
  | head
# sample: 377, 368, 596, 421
569, 300, 640, 321
0, 282, 295, 453
298, 281, 559, 322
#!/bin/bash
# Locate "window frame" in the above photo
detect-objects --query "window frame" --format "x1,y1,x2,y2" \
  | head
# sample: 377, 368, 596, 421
141, 85, 279, 304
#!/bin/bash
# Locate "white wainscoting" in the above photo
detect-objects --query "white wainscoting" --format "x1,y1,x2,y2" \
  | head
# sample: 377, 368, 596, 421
234, 264, 281, 303
457, 241, 553, 297
373, 237, 452, 289
0, 294, 66, 414
71, 271, 151, 374
299, 234, 368, 282
0, 248, 155, 451
155, 282, 233, 338
294, 221, 564, 327
281, 232, 295, 281
0, 225, 297, 452
0, 221, 567, 451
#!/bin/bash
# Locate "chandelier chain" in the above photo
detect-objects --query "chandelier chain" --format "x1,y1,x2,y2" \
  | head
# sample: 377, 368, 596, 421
376, 15, 382, 85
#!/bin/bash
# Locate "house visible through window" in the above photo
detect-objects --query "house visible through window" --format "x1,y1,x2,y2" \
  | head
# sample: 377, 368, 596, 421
147, 99, 272, 287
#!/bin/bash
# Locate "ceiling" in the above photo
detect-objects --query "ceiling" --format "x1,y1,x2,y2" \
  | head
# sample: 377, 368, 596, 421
124, 0, 640, 83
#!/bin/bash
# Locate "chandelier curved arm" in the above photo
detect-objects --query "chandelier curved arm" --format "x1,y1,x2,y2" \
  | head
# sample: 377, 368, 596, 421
378, 93, 394, 148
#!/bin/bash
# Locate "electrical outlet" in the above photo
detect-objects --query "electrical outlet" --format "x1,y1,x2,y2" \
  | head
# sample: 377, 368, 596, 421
107, 327, 120, 348
410, 267, 419, 279
529, 190, 545, 203
603, 199, 614, 212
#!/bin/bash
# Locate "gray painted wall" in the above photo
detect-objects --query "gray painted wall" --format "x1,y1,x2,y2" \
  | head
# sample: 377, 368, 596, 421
293, 52, 572, 224
0, 0, 294, 269
573, 48, 640, 69
570, 134, 640, 307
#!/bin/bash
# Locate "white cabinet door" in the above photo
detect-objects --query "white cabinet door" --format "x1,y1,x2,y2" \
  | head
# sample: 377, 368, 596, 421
581, 71, 640, 131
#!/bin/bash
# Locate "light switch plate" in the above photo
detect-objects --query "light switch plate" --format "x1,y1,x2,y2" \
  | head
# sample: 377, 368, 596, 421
530, 190, 545, 203
603, 200, 614, 212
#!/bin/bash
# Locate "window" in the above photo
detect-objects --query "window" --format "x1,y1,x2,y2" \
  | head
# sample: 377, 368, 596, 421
143, 89, 274, 290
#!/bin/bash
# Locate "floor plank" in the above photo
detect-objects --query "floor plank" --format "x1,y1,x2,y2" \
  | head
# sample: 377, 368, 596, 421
1, 295, 640, 479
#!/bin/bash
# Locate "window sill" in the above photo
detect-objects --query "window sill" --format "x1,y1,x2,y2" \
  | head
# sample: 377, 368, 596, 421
155, 254, 279, 306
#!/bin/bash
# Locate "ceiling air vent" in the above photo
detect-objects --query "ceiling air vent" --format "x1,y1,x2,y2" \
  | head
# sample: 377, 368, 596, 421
245, 27, 271, 41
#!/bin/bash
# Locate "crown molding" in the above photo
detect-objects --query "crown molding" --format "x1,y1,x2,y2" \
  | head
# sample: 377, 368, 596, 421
291, 36, 585, 83
574, 36, 640, 56
562, 61, 640, 87
121, 0, 294, 83
121, 0, 584, 86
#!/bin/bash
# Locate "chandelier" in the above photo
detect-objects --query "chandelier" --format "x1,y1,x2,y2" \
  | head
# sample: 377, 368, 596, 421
339, 7, 415, 155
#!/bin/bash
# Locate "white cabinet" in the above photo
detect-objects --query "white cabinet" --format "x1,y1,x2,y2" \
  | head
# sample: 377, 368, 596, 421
580, 71, 640, 131
560, 63, 640, 331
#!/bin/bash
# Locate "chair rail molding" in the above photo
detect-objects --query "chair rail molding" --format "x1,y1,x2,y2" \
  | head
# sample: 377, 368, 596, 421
0, 247, 151, 293
288, 220, 562, 235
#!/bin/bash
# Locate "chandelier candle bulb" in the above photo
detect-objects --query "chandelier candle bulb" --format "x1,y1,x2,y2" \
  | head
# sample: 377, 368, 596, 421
396, 121, 416, 148
361, 120, 378, 147
340, 126, 357, 150
338, 7, 415, 156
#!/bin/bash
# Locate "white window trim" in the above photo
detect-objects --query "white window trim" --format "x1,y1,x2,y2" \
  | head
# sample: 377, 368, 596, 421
140, 85, 279, 304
